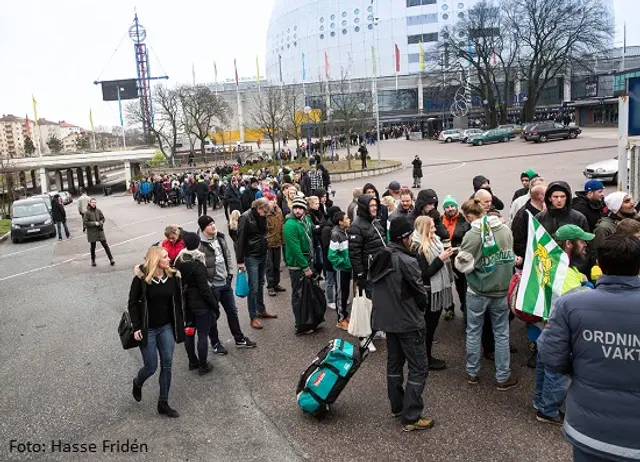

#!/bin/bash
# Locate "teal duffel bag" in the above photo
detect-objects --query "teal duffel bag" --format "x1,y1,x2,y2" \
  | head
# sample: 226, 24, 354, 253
296, 336, 372, 416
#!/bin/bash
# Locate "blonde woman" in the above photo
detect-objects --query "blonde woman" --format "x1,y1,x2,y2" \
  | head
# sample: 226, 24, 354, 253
128, 247, 185, 418
411, 216, 455, 371
228, 209, 241, 243
381, 196, 397, 214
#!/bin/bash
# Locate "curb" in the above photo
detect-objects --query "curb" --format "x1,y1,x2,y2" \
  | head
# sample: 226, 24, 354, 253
331, 163, 403, 182
0, 231, 10, 244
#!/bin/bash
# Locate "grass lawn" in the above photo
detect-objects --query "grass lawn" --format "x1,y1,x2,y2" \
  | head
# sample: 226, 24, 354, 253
238, 159, 398, 174
0, 219, 10, 236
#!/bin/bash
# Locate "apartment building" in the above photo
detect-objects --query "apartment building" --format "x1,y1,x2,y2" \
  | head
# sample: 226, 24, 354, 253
0, 114, 42, 158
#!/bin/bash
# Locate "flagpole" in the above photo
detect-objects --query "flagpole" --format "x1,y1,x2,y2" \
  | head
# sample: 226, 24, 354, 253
32, 95, 42, 157
89, 108, 97, 152
117, 86, 127, 151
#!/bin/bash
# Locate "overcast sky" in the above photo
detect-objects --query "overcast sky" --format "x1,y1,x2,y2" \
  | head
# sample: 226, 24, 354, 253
0, 0, 636, 129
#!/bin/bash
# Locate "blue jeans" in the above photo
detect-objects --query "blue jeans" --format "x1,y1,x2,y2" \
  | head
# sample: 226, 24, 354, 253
185, 309, 212, 367
534, 351, 568, 417
55, 221, 70, 239
136, 324, 175, 401
245, 256, 266, 319
465, 291, 511, 382
209, 283, 245, 344
324, 270, 336, 304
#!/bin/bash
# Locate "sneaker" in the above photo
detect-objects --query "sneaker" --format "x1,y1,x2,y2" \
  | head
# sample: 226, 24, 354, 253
250, 319, 263, 329
235, 337, 257, 348
212, 343, 228, 355
467, 374, 479, 385
444, 310, 455, 321
536, 410, 564, 425
402, 417, 435, 432
274, 285, 287, 292
327, 302, 336, 310
428, 357, 447, 371
496, 376, 519, 391
391, 411, 402, 419
58, 238, 62, 241
268, 288, 277, 297
374, 331, 386, 340
198, 362, 214, 376
336, 319, 350, 331
533, 402, 539, 411
296, 328, 315, 335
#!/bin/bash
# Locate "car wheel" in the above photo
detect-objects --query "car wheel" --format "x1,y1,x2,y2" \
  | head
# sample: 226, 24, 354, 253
569, 132, 577, 139
540, 134, 548, 142
49, 232, 56, 239
11, 236, 19, 244
502, 136, 509, 142
477, 140, 484, 146
446, 138, 452, 143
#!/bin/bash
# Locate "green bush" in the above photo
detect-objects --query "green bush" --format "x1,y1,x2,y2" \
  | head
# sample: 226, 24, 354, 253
147, 152, 168, 168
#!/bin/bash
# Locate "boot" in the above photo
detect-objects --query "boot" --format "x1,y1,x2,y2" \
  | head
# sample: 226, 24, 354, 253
198, 362, 214, 376
132, 379, 142, 402
157, 400, 179, 418
110, 260, 115, 266
91, 260, 97, 267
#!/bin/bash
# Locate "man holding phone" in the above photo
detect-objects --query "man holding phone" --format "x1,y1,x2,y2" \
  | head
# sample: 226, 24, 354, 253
441, 196, 471, 321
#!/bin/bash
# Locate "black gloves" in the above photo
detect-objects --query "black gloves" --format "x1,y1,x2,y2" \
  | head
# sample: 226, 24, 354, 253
226, 274, 233, 286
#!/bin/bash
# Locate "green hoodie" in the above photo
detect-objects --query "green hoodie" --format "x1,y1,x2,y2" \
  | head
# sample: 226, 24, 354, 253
455, 215, 515, 296
283, 214, 313, 270
328, 225, 351, 271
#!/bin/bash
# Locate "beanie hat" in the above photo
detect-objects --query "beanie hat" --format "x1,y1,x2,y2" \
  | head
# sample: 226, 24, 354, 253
182, 231, 201, 251
198, 215, 215, 231
584, 179, 605, 192
442, 195, 458, 209
389, 216, 413, 241
292, 197, 308, 211
327, 206, 341, 221
522, 169, 537, 180
604, 191, 627, 214
418, 189, 438, 205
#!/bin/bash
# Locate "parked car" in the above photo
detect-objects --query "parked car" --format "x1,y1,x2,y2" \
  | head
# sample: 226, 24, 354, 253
528, 122, 581, 142
30, 194, 53, 213
583, 156, 625, 184
461, 129, 483, 143
470, 128, 513, 146
498, 124, 522, 135
10, 198, 56, 243
48, 190, 72, 205
438, 129, 462, 143
520, 124, 535, 140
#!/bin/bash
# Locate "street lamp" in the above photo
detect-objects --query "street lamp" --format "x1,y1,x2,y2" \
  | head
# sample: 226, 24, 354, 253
304, 105, 312, 158
326, 107, 334, 162
522, 96, 529, 122
358, 102, 366, 145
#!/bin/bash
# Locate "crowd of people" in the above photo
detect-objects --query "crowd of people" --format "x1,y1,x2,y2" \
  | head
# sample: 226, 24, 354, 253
124, 161, 640, 461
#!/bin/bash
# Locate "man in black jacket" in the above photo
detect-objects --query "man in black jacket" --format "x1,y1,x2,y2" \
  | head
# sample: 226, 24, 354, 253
236, 198, 278, 329
51, 194, 70, 240
195, 176, 209, 216
571, 179, 605, 232
535, 181, 589, 237
224, 178, 242, 214
411, 189, 448, 240
241, 178, 259, 212
363, 182, 389, 232
370, 216, 433, 432
471, 175, 504, 211
512, 183, 547, 261
348, 194, 386, 298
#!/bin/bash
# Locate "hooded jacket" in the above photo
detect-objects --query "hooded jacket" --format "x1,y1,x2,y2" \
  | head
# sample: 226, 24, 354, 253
535, 181, 589, 236
174, 250, 220, 316
51, 198, 66, 223
362, 183, 388, 232
470, 175, 505, 211
538, 276, 640, 461
369, 242, 428, 333
412, 189, 449, 240
454, 215, 515, 296
348, 194, 387, 277
572, 191, 604, 232
283, 213, 313, 270
236, 208, 267, 264
127, 265, 185, 346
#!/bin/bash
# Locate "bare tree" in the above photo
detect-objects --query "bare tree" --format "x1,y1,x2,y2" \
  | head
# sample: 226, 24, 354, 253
328, 74, 373, 170
282, 85, 304, 148
126, 85, 181, 163
506, 0, 613, 121
179, 85, 232, 159
249, 86, 287, 159
0, 155, 16, 218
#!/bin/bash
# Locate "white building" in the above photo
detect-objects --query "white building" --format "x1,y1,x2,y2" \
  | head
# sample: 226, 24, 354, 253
266, 0, 479, 84
0, 114, 42, 158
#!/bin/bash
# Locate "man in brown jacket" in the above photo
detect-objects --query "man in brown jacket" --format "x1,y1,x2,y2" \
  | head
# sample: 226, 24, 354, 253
265, 193, 286, 296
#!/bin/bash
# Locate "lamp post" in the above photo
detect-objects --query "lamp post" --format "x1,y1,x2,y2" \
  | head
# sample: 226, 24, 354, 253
304, 105, 311, 158
358, 102, 366, 145
522, 96, 529, 123
326, 107, 334, 162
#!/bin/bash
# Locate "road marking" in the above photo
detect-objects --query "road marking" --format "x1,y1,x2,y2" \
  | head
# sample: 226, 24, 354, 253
0, 244, 50, 259
0, 212, 224, 282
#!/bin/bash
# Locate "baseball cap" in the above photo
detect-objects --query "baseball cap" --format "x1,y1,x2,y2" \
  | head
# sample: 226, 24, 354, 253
584, 179, 605, 192
555, 224, 595, 241
388, 181, 401, 191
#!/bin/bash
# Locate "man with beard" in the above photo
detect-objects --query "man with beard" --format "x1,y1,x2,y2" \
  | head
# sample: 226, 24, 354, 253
441, 195, 470, 321
533, 224, 594, 426
389, 189, 414, 224
571, 180, 605, 232
593, 192, 640, 252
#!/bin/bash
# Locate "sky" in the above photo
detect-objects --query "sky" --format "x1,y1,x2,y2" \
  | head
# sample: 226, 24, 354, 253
0, 0, 636, 130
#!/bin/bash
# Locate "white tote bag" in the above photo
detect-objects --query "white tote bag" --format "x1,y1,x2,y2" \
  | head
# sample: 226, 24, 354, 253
348, 292, 372, 338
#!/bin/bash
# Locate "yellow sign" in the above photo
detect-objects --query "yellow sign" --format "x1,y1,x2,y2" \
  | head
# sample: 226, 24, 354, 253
294, 109, 322, 125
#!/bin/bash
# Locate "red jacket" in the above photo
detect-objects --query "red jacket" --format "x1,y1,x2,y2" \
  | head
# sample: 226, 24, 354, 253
161, 238, 185, 263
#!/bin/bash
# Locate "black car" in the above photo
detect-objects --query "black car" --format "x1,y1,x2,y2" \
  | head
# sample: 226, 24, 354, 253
10, 198, 56, 243
520, 124, 535, 140
528, 122, 581, 142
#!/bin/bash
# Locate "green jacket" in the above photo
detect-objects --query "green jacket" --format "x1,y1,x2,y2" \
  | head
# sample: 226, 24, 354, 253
454, 215, 515, 296
328, 225, 351, 271
283, 214, 313, 270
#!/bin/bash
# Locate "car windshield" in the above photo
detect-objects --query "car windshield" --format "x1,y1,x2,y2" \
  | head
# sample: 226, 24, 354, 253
13, 203, 48, 218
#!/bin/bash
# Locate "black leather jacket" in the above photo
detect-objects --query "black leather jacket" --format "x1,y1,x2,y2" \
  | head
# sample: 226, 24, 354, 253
235, 208, 267, 264
348, 195, 387, 277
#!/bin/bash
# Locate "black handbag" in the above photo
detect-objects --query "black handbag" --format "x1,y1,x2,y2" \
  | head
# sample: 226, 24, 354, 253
118, 311, 141, 350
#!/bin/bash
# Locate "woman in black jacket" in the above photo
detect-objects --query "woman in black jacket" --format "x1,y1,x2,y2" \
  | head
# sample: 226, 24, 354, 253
411, 216, 455, 371
174, 232, 219, 376
51, 194, 70, 240
128, 246, 185, 418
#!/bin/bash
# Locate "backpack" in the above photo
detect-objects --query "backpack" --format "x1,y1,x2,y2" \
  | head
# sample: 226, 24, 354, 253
508, 272, 542, 324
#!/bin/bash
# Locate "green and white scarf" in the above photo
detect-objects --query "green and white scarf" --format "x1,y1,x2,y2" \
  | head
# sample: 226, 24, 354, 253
480, 216, 499, 257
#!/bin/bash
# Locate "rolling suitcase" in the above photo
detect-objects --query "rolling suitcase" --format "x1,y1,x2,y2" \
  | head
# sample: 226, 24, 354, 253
296, 332, 376, 416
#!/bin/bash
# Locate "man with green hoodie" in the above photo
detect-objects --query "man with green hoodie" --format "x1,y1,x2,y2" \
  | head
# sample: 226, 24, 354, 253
283, 197, 314, 332
455, 198, 518, 390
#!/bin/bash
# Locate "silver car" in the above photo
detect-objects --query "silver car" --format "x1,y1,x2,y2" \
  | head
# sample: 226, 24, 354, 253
461, 129, 483, 143
438, 129, 462, 143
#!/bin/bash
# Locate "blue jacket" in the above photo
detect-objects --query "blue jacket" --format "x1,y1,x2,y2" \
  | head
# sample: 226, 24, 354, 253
538, 275, 640, 461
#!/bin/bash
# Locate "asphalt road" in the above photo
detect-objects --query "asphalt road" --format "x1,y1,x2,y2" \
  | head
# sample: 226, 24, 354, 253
0, 133, 619, 461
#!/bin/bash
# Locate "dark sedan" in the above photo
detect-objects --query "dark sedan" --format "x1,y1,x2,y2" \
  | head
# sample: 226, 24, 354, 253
10, 198, 56, 243
528, 122, 581, 142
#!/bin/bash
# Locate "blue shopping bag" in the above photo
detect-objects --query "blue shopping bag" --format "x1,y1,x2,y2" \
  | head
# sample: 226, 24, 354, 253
235, 269, 249, 298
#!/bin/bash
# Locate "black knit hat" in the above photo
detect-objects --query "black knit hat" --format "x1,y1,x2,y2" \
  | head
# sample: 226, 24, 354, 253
389, 216, 413, 241
182, 231, 201, 251
198, 215, 215, 231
